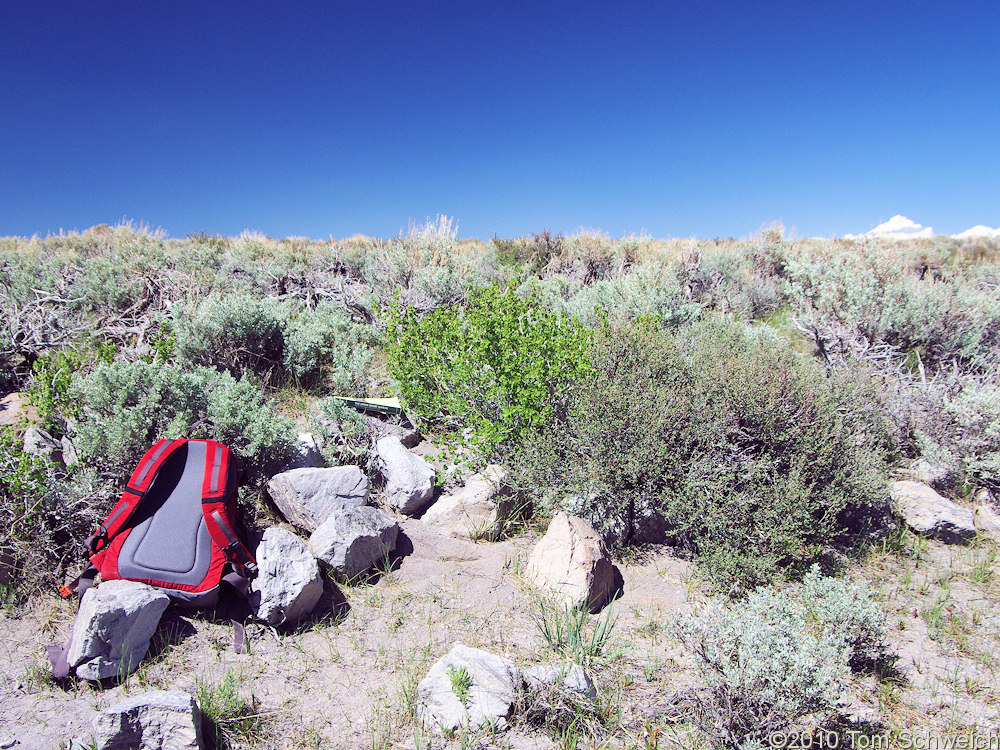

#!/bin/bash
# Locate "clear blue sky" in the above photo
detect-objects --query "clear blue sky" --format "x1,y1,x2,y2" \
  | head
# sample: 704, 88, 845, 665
2, 1, 998, 240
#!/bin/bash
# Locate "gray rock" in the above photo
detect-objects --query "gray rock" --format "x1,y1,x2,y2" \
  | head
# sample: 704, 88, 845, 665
92, 690, 203, 750
416, 643, 520, 733
68, 580, 170, 681
308, 506, 399, 580
23, 426, 63, 463
371, 436, 436, 515
422, 465, 514, 541
891, 480, 976, 543
974, 490, 1000, 546
909, 459, 953, 490
272, 432, 326, 474
362, 416, 421, 448
267, 466, 370, 532
250, 527, 323, 626
527, 513, 624, 613
523, 664, 597, 703
60, 435, 79, 467
0, 730, 17, 748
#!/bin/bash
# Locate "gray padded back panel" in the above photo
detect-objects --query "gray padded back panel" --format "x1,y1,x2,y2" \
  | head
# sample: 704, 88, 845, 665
117, 441, 213, 586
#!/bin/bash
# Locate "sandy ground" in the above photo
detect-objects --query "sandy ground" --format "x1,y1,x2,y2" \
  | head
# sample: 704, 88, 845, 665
2, 516, 999, 750
0, 517, 693, 750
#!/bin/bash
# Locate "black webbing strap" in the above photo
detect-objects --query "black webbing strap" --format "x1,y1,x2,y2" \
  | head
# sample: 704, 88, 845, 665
47, 642, 72, 679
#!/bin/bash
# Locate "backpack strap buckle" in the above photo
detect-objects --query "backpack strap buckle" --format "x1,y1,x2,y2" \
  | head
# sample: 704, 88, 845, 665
85, 526, 109, 554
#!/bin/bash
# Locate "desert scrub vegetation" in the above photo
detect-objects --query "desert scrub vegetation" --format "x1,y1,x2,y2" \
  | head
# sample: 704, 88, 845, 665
170, 296, 379, 390
512, 316, 891, 591
69, 361, 296, 480
673, 566, 890, 748
0, 426, 107, 596
1, 220, 999, 599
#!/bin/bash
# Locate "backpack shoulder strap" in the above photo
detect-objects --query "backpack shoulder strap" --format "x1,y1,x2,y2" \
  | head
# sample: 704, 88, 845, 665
199, 441, 258, 584
86, 438, 188, 555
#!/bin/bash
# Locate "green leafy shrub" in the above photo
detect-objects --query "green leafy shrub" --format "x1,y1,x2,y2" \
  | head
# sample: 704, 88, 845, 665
385, 284, 593, 457
513, 317, 890, 591
673, 568, 887, 747
70, 360, 295, 481
27, 339, 116, 432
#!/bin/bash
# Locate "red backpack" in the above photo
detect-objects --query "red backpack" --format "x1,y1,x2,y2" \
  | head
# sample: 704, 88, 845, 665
63, 437, 257, 605
51, 437, 258, 677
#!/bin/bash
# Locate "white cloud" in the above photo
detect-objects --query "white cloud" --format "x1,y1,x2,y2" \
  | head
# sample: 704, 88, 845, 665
862, 215, 934, 239
952, 225, 1000, 239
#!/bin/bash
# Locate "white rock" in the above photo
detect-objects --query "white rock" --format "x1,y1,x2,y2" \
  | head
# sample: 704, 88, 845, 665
22, 426, 63, 463
267, 466, 370, 532
68, 580, 170, 681
250, 527, 323, 626
527, 513, 624, 613
416, 643, 520, 733
523, 664, 598, 703
890, 480, 976, 543
91, 690, 203, 750
308, 506, 399, 579
371, 436, 436, 516
422, 465, 514, 541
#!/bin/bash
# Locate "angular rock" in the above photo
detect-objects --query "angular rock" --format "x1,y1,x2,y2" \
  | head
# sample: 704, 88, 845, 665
270, 433, 325, 475
61, 435, 79, 467
422, 465, 514, 541
891, 480, 976, 543
371, 436, 436, 516
527, 513, 624, 613
267, 466, 370, 532
23, 426, 63, 463
250, 527, 323, 626
68, 580, 170, 681
523, 664, 598, 703
92, 690, 203, 750
909, 459, 953, 491
308, 506, 399, 579
974, 491, 1000, 546
416, 643, 520, 733
362, 416, 420, 448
